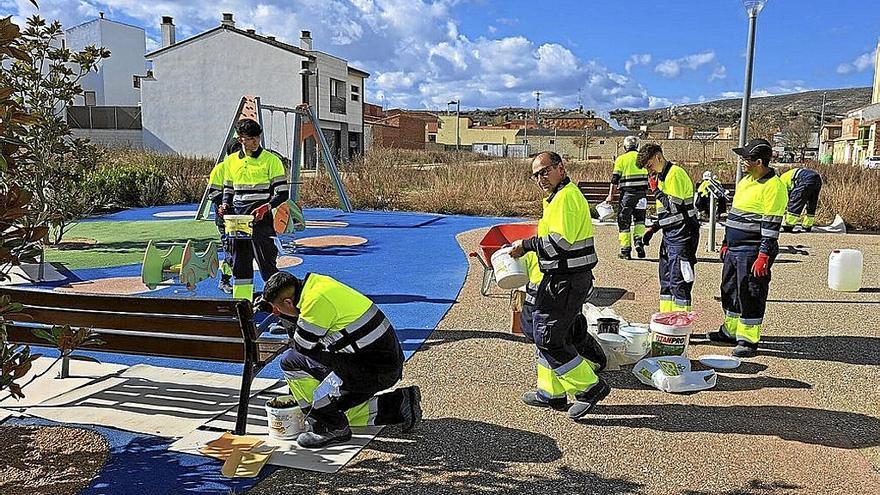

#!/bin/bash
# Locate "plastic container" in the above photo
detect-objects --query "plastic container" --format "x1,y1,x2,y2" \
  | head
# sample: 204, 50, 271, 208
828, 249, 863, 292
265, 395, 307, 440
491, 247, 528, 290
596, 202, 614, 221
649, 312, 696, 357
619, 325, 651, 357
597, 333, 628, 355
596, 317, 620, 334
224, 214, 254, 240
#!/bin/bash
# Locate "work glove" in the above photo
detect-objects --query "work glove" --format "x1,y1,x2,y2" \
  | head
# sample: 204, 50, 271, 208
719, 243, 728, 261
751, 252, 770, 278
648, 173, 659, 192
642, 227, 656, 246
217, 204, 228, 218
253, 203, 271, 221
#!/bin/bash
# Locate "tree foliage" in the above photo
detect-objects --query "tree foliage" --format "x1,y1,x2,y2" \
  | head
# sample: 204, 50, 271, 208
4, 15, 110, 244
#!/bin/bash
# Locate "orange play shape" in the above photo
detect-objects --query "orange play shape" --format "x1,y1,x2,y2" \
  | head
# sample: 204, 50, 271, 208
199, 432, 264, 461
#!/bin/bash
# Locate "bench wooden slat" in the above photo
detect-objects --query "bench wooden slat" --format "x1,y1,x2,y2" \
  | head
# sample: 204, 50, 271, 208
0, 288, 239, 317
7, 324, 246, 362
16, 306, 243, 339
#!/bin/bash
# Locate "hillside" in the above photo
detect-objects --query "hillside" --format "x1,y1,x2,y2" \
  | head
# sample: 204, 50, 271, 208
609, 87, 872, 131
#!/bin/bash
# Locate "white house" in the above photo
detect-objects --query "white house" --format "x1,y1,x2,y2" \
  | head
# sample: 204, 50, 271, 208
140, 13, 368, 160
64, 13, 146, 106
63, 13, 147, 148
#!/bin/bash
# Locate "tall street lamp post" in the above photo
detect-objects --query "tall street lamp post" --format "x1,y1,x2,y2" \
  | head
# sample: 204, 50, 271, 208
736, 0, 768, 185
448, 99, 461, 152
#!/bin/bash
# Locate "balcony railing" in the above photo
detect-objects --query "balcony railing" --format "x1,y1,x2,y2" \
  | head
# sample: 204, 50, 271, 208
329, 96, 347, 115
66, 106, 142, 130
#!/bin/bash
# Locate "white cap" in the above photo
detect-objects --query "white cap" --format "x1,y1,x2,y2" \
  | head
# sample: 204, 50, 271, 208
623, 135, 639, 151
702, 171, 713, 181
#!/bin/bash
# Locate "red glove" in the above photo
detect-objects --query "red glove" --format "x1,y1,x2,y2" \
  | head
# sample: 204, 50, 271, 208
253, 203, 271, 221
719, 244, 728, 261
751, 252, 770, 277
642, 227, 656, 246
217, 204, 228, 218
648, 174, 659, 191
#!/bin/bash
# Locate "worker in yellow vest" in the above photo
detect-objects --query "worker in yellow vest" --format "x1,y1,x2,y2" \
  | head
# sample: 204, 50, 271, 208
710, 139, 788, 358
510, 151, 609, 420
779, 167, 822, 232
606, 135, 648, 259
636, 144, 700, 312
262, 271, 422, 448
206, 140, 240, 294
221, 119, 287, 301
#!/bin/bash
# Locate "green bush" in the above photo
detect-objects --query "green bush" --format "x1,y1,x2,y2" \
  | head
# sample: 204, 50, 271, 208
87, 163, 167, 208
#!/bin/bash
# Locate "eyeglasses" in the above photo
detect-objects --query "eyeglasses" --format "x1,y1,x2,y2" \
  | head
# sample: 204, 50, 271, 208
531, 164, 557, 180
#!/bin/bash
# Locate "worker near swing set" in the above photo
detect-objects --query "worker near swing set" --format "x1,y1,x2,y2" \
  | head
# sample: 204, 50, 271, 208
636, 143, 700, 313
710, 139, 788, 358
510, 151, 610, 420
606, 135, 649, 260
206, 139, 241, 294
220, 118, 288, 301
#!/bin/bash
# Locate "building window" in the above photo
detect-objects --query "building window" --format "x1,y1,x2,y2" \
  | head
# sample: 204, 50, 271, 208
84, 91, 97, 106
428, 134, 436, 142
549, 139, 555, 145
599, 140, 605, 144
330, 78, 346, 114
351, 84, 360, 102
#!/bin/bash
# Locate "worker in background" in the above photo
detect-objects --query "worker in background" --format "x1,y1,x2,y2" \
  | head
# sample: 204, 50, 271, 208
780, 167, 823, 232
710, 139, 788, 358
207, 140, 240, 294
221, 119, 287, 301
637, 144, 700, 312
261, 271, 422, 448
695, 170, 729, 221
510, 151, 609, 420
606, 136, 648, 259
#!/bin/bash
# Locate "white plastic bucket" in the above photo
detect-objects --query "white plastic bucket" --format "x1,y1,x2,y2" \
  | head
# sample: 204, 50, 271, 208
491, 247, 529, 290
224, 214, 254, 240
597, 333, 628, 355
649, 313, 694, 357
265, 395, 307, 440
596, 202, 614, 221
619, 325, 651, 357
828, 249, 863, 292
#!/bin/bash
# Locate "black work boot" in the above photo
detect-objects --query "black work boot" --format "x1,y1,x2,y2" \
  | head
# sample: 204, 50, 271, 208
618, 249, 632, 260
568, 378, 611, 420
521, 391, 568, 411
400, 386, 422, 432
732, 341, 758, 358
634, 239, 646, 259
297, 425, 353, 449
707, 325, 737, 345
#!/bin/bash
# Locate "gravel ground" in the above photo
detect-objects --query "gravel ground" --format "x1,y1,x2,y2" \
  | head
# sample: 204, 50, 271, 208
249, 224, 880, 494
0, 425, 108, 495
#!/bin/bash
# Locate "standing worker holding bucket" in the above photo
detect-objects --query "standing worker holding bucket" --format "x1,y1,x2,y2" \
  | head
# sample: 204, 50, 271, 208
510, 151, 609, 419
711, 139, 788, 358
206, 139, 241, 294
636, 143, 700, 312
222, 118, 288, 301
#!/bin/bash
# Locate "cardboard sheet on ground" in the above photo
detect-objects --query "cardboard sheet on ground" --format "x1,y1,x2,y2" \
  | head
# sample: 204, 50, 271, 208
170, 388, 382, 473
0, 356, 127, 409
23, 364, 278, 437
0, 263, 66, 285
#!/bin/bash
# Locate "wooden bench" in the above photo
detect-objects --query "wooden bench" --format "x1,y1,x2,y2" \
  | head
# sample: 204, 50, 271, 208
0, 287, 286, 435
577, 180, 736, 207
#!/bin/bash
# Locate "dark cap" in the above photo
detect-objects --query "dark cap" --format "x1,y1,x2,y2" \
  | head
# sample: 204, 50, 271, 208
732, 138, 773, 159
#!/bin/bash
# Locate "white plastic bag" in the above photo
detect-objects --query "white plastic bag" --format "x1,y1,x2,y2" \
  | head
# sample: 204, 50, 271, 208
632, 356, 716, 393
313, 372, 343, 407
636, 197, 648, 210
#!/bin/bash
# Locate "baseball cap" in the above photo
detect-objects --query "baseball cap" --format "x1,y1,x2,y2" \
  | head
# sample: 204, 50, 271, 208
732, 138, 772, 160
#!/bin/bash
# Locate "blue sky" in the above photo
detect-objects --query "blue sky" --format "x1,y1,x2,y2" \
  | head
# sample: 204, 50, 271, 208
4, 0, 879, 113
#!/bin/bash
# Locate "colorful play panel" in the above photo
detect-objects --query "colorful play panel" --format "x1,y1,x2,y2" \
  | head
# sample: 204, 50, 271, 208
3, 205, 519, 494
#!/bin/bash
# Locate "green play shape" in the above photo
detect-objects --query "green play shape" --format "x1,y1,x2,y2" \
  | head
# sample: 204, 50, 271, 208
142, 239, 219, 291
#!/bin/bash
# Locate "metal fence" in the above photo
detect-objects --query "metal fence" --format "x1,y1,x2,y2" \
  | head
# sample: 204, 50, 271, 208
66, 106, 142, 130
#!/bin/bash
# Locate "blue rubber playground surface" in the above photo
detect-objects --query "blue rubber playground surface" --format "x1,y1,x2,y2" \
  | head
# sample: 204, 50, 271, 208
10, 206, 520, 494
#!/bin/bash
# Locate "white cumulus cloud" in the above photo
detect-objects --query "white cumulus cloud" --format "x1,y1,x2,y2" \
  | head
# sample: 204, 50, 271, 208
837, 50, 875, 74
624, 53, 651, 73
655, 50, 716, 78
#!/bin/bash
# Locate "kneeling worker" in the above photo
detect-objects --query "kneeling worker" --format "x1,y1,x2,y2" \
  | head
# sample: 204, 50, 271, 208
510, 151, 609, 420
637, 144, 700, 312
262, 271, 422, 448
